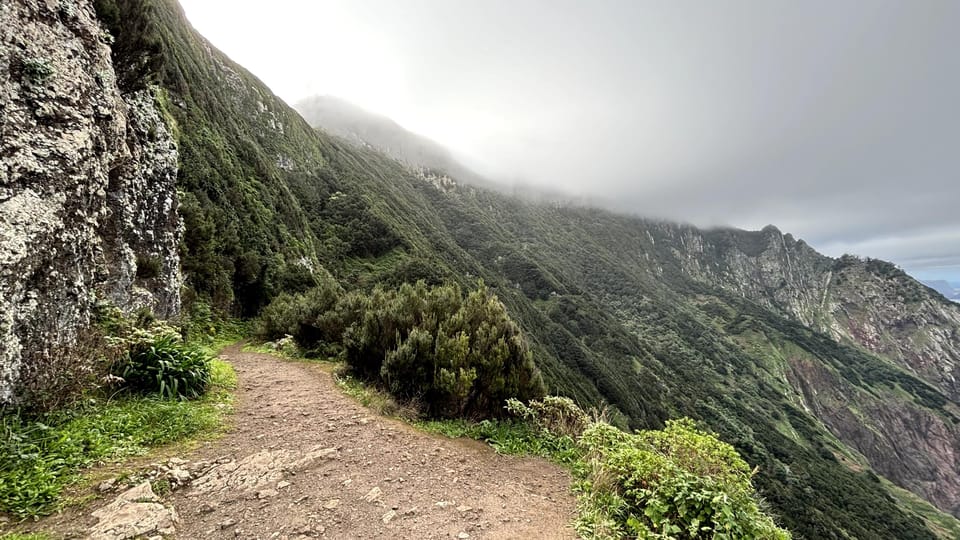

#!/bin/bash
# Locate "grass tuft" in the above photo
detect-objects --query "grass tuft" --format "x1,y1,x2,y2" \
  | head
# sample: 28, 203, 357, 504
0, 360, 234, 518
417, 418, 582, 467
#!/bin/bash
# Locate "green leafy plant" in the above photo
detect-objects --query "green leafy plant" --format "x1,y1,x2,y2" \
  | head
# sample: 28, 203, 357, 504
577, 419, 790, 539
0, 357, 232, 518
419, 397, 789, 539
417, 417, 582, 467
339, 280, 545, 418
506, 395, 590, 438
256, 273, 344, 355
112, 324, 211, 399
135, 254, 162, 279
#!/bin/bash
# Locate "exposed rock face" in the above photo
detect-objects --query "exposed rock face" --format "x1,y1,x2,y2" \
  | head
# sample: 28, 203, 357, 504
667, 224, 960, 402
660, 223, 960, 516
787, 354, 960, 517
825, 262, 960, 402
0, 0, 181, 404
89, 481, 179, 539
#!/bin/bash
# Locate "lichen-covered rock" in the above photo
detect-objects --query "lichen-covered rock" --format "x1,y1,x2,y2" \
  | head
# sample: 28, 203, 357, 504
0, 0, 181, 404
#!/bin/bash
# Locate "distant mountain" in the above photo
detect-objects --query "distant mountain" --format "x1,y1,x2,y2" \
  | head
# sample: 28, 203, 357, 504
294, 96, 497, 190
923, 280, 960, 301
294, 96, 604, 207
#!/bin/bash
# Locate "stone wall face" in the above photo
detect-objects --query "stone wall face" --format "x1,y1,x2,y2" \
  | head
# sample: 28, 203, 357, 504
0, 0, 181, 404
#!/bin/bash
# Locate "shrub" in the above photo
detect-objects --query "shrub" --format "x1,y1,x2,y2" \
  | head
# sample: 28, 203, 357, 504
111, 324, 211, 399
257, 275, 343, 348
135, 254, 162, 279
342, 280, 545, 418
577, 419, 790, 539
506, 396, 590, 438
14, 311, 123, 413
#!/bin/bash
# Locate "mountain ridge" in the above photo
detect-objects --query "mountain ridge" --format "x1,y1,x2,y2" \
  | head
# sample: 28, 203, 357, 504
98, 1, 960, 529
2, 0, 959, 537
294, 95, 499, 192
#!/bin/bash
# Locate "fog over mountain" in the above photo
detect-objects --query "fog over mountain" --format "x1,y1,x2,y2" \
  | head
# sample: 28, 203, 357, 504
178, 0, 960, 281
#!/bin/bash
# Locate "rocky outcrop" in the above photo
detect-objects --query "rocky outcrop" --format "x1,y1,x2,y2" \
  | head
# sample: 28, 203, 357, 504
787, 354, 960, 517
825, 261, 960, 402
0, 0, 181, 404
89, 481, 179, 540
667, 224, 960, 402
659, 223, 960, 516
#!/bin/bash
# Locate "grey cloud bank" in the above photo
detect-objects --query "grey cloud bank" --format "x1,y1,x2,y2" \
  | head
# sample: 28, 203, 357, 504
179, 0, 960, 281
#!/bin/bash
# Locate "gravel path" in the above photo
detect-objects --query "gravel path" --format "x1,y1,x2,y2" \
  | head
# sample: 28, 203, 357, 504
165, 345, 577, 539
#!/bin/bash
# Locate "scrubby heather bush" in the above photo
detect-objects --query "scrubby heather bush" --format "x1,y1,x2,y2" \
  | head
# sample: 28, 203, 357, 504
342, 281, 545, 418
257, 274, 343, 348
577, 419, 790, 539
111, 324, 211, 400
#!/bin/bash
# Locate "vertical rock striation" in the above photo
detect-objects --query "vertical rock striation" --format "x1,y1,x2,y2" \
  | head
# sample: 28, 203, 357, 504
0, 0, 181, 404
658, 223, 960, 515
667, 224, 960, 402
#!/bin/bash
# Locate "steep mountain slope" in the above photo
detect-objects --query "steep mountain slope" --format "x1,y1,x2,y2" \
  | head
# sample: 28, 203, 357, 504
9, 0, 957, 537
671, 229, 960, 403
295, 95, 498, 191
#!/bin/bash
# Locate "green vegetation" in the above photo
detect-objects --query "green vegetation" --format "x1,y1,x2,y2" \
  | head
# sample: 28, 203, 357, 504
881, 479, 960, 540
20, 57, 54, 84
111, 324, 212, 399
83, 1, 960, 536
0, 533, 52, 540
577, 420, 788, 539
423, 397, 789, 539
263, 280, 545, 418
340, 281, 544, 418
418, 416, 582, 466
0, 302, 236, 519
0, 358, 232, 517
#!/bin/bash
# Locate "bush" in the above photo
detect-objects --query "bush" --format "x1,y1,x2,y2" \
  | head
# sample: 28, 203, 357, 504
13, 328, 118, 413
506, 396, 590, 438
577, 419, 790, 539
135, 254, 162, 279
111, 324, 211, 399
342, 280, 545, 418
257, 275, 343, 348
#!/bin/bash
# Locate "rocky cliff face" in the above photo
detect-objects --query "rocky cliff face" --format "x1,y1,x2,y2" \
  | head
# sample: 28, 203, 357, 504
826, 261, 960, 402
668, 224, 960, 401
0, 0, 181, 405
660, 223, 960, 515
787, 351, 960, 517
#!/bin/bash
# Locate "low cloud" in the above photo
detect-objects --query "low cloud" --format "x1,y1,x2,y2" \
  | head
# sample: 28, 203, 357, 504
181, 0, 960, 279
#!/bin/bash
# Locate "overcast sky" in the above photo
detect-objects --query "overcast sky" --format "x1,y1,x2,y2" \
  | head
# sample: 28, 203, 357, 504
178, 0, 960, 282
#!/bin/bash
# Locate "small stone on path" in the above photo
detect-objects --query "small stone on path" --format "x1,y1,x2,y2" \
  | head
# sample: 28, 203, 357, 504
362, 486, 382, 503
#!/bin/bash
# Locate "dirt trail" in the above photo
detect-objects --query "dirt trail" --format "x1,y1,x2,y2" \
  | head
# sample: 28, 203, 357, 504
111, 345, 577, 539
